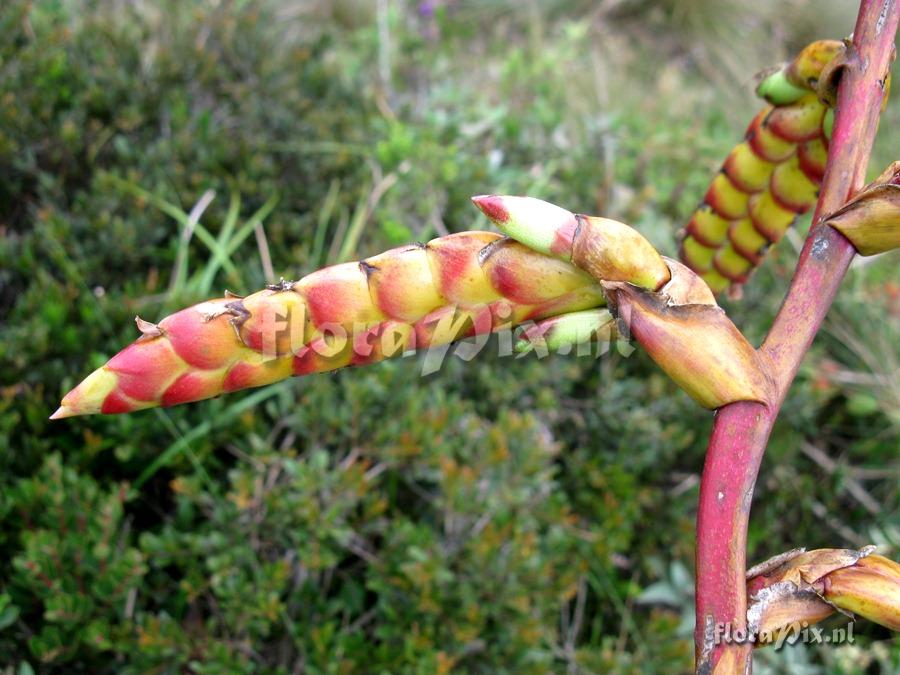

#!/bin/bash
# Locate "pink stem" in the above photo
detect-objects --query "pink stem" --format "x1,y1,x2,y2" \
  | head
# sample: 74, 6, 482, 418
693, 2, 899, 672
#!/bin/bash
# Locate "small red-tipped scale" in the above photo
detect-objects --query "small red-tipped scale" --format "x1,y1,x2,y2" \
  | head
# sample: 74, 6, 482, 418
350, 320, 414, 366
223, 355, 293, 392
723, 142, 776, 193
525, 287, 607, 323
745, 109, 797, 163
748, 191, 797, 243
680, 237, 716, 274
424, 232, 504, 307
797, 137, 828, 183
106, 339, 184, 402
291, 332, 355, 376
413, 305, 482, 349
713, 245, 753, 283
764, 93, 827, 143
699, 269, 731, 295
686, 206, 730, 247
238, 290, 310, 357
162, 370, 226, 407
296, 263, 386, 328
101, 389, 139, 415
704, 173, 750, 220
770, 155, 820, 213
160, 301, 241, 371
727, 219, 768, 264
480, 239, 594, 305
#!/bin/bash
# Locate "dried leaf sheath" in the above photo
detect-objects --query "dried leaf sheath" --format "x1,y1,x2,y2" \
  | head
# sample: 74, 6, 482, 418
54, 232, 605, 418
746, 547, 900, 639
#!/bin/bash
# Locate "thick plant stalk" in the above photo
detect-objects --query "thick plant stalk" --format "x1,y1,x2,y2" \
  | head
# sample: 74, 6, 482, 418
53, 232, 605, 417
679, 41, 843, 296
746, 547, 900, 640
694, 2, 899, 673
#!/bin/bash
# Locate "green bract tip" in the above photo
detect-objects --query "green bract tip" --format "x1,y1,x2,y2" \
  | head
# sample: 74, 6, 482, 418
756, 69, 808, 105
823, 108, 835, 141
515, 309, 615, 354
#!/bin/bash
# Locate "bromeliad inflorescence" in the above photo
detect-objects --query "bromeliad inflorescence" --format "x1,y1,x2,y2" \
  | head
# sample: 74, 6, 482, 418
679, 41, 847, 296
54, 194, 775, 419
52, 230, 605, 417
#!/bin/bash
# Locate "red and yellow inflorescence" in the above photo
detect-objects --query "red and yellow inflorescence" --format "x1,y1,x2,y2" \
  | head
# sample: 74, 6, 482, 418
679, 40, 844, 296
53, 232, 604, 418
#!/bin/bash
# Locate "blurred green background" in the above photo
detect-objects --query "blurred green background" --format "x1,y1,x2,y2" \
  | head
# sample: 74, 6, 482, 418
1, 1, 898, 672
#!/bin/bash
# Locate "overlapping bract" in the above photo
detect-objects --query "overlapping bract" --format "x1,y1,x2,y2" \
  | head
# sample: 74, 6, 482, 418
679, 40, 843, 296
825, 161, 900, 256
53, 232, 604, 418
472, 195, 773, 409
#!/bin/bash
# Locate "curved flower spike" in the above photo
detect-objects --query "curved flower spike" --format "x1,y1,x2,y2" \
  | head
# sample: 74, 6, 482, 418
680, 39, 846, 297
57, 192, 775, 418
53, 232, 605, 418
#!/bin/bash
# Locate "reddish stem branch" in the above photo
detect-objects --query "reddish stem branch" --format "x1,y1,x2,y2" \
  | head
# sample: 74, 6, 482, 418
693, 1, 899, 672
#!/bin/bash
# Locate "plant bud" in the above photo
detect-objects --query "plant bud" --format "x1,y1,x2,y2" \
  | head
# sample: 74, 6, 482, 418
756, 68, 808, 105
784, 40, 845, 90
470, 195, 577, 257
823, 559, 900, 630
515, 309, 615, 354
825, 161, 900, 256
472, 195, 670, 290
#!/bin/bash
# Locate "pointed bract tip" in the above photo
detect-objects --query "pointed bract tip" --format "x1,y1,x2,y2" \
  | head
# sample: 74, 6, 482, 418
135, 315, 163, 338
49, 367, 118, 419
50, 405, 76, 420
471, 195, 510, 224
